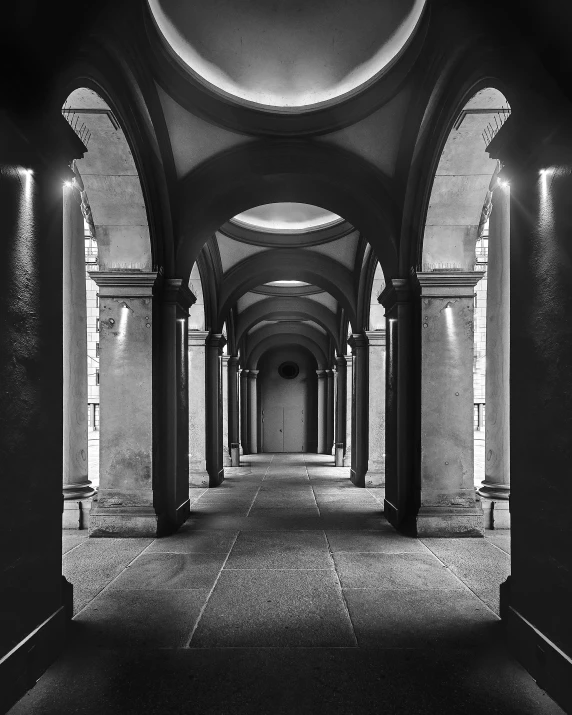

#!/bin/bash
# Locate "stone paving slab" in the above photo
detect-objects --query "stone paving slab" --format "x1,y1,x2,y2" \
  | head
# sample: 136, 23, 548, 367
226, 531, 332, 569
109, 552, 228, 590
190, 569, 356, 648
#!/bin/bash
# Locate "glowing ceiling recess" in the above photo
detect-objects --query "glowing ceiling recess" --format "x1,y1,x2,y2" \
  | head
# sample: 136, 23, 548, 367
232, 203, 342, 233
148, 0, 426, 108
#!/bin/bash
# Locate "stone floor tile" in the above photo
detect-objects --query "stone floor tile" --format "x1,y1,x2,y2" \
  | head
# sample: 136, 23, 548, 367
326, 530, 426, 553
333, 552, 466, 590
420, 538, 511, 615
485, 530, 511, 555
62, 532, 88, 554
225, 531, 332, 569
73, 588, 209, 648
190, 569, 356, 647
63, 538, 153, 614
10, 645, 564, 715
343, 587, 499, 648
146, 529, 238, 554
108, 552, 227, 590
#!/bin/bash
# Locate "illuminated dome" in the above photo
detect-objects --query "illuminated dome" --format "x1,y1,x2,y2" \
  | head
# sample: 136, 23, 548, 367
148, 0, 426, 108
232, 203, 342, 233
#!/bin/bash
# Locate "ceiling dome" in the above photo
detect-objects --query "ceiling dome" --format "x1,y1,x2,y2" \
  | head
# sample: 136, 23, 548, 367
148, 0, 426, 108
232, 203, 342, 233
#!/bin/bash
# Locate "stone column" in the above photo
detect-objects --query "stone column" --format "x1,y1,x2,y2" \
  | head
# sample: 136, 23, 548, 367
326, 369, 335, 455
412, 271, 484, 537
188, 331, 209, 487
379, 279, 414, 530
248, 369, 259, 453
159, 279, 195, 531
349, 333, 369, 487
343, 355, 353, 467
206, 333, 226, 486
62, 181, 94, 529
228, 356, 240, 457
221, 355, 231, 466
240, 368, 249, 454
316, 370, 328, 453
335, 356, 347, 466
366, 330, 386, 486
89, 271, 159, 537
478, 182, 510, 529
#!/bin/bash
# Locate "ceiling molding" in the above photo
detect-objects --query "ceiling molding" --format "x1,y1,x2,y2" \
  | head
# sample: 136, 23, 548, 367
218, 218, 355, 247
250, 284, 324, 297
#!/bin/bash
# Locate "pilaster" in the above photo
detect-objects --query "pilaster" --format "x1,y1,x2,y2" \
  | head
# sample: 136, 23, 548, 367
247, 369, 259, 454
188, 330, 209, 486
348, 333, 369, 487
365, 330, 386, 487
206, 333, 226, 486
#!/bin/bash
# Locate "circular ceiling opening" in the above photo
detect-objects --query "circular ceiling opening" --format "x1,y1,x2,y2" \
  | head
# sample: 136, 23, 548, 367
278, 361, 300, 380
148, 0, 426, 108
232, 203, 342, 233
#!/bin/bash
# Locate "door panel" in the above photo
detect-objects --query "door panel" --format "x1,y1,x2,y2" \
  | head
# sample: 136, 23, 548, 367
263, 406, 284, 452
284, 408, 304, 452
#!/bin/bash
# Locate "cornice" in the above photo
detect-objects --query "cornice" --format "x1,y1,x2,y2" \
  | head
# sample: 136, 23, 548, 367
378, 278, 412, 309
348, 333, 369, 349
412, 271, 482, 298
206, 332, 227, 350
89, 270, 158, 297
218, 219, 354, 247
162, 278, 196, 310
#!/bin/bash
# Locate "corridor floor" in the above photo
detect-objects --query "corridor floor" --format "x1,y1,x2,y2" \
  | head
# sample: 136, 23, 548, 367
11, 454, 562, 714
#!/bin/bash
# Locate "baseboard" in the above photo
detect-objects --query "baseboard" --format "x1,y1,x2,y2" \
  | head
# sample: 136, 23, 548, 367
414, 506, 484, 537
0, 606, 67, 714
505, 605, 572, 713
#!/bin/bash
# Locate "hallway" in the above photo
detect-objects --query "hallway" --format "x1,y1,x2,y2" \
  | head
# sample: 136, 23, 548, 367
12, 455, 560, 714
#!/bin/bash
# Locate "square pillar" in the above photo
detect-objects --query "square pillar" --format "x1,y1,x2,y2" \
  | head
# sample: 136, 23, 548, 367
413, 271, 484, 537
334, 356, 347, 466
247, 369, 259, 454
366, 330, 386, 486
316, 370, 328, 454
240, 367, 249, 454
89, 271, 159, 537
188, 330, 209, 486
343, 355, 353, 467
349, 334, 369, 487
228, 357, 240, 455
221, 355, 231, 466
206, 333, 226, 486
159, 279, 195, 532
326, 369, 335, 455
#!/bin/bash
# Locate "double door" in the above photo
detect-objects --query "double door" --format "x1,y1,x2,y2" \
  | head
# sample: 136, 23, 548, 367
262, 406, 305, 452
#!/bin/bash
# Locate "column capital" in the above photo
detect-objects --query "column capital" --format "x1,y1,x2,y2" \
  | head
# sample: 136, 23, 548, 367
161, 278, 196, 312
221, 355, 230, 365
240, 367, 249, 376
379, 278, 412, 310
366, 329, 386, 347
228, 356, 240, 367
316, 369, 328, 379
89, 270, 158, 298
205, 332, 227, 350
348, 333, 369, 350
188, 329, 209, 347
412, 271, 482, 298
335, 355, 347, 370
248, 369, 259, 380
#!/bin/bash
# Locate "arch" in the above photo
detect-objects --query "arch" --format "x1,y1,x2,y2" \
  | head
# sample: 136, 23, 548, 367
218, 249, 357, 329
176, 140, 399, 282
235, 296, 339, 348
248, 335, 327, 371
246, 322, 329, 368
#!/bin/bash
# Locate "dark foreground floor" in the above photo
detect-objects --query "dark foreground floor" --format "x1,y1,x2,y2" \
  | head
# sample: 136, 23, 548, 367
10, 454, 562, 714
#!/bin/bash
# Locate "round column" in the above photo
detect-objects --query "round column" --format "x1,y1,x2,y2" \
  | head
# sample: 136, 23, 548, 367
478, 181, 511, 528
62, 181, 94, 526
248, 370, 259, 454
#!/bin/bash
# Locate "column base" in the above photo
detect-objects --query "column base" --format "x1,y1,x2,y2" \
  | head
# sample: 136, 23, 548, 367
62, 497, 93, 530
208, 467, 225, 488
343, 453, 352, 467
189, 470, 209, 487
480, 497, 510, 529
0, 605, 68, 714
223, 452, 232, 467
350, 467, 366, 488
89, 506, 159, 538
414, 506, 484, 537
365, 471, 385, 487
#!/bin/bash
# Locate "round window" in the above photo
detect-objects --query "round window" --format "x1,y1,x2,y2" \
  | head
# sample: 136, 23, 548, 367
278, 361, 299, 380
